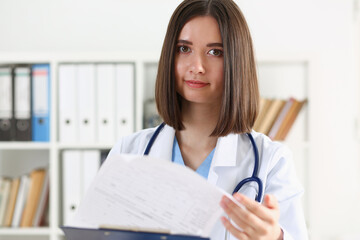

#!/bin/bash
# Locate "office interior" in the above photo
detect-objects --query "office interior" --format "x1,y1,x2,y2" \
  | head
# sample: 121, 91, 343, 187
0, 0, 360, 240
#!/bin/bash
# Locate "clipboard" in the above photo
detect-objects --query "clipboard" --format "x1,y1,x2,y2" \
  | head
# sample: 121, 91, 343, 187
61, 226, 210, 240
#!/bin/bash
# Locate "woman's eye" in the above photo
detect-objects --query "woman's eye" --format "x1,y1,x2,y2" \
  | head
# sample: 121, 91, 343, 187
179, 46, 190, 53
209, 49, 223, 56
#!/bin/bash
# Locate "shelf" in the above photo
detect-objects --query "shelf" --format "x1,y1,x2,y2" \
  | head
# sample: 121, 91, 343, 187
57, 228, 64, 236
0, 142, 114, 150
0, 142, 51, 150
0, 227, 51, 236
57, 143, 113, 150
0, 54, 313, 240
276, 140, 310, 150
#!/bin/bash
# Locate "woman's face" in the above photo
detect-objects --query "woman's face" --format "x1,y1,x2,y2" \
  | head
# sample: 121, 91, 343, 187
174, 16, 224, 106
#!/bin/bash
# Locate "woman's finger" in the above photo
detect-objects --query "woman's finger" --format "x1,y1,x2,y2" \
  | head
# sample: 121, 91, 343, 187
264, 194, 279, 210
220, 196, 265, 235
233, 193, 275, 222
221, 216, 249, 240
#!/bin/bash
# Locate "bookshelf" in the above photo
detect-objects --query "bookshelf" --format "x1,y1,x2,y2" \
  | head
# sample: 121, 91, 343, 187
0, 52, 313, 240
256, 57, 311, 230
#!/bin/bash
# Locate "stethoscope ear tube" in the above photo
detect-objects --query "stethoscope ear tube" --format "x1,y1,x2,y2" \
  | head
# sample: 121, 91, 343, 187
143, 122, 166, 155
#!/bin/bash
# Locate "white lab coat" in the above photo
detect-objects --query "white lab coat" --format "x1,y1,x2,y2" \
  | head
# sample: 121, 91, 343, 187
108, 124, 308, 240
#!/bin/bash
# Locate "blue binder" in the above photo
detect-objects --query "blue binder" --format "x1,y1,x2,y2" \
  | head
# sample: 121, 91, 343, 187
61, 226, 210, 240
31, 64, 50, 142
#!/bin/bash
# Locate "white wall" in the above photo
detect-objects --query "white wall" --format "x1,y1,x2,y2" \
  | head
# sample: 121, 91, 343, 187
0, 0, 181, 54
1, 0, 359, 239
238, 0, 360, 238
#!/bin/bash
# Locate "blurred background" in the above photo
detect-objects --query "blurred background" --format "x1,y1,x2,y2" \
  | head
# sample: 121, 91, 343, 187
0, 0, 359, 240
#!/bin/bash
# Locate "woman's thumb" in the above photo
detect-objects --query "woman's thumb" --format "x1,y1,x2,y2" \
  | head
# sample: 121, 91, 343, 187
264, 194, 278, 209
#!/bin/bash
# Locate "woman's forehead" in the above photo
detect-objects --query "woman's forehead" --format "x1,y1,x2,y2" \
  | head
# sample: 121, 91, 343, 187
178, 16, 222, 44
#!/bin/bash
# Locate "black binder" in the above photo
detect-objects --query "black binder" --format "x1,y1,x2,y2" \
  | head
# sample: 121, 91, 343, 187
13, 65, 32, 141
61, 226, 210, 240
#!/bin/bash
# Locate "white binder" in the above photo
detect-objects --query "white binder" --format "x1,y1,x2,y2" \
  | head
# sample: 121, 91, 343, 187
96, 64, 115, 143
82, 150, 100, 195
59, 65, 78, 142
115, 64, 134, 138
0, 67, 13, 141
62, 150, 82, 225
77, 64, 96, 143
0, 68, 12, 119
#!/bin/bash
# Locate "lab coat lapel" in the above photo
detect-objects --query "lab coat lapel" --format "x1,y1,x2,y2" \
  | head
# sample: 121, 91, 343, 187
147, 124, 175, 162
207, 134, 238, 186
146, 124, 240, 190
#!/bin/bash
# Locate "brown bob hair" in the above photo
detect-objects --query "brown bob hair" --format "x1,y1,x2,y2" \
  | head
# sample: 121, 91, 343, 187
155, 0, 259, 136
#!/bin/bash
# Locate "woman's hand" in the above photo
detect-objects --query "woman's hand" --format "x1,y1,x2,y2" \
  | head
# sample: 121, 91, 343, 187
220, 193, 283, 240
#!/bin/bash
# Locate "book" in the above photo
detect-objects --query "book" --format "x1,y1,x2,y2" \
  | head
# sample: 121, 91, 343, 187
268, 98, 295, 140
277, 99, 306, 140
253, 98, 273, 132
32, 169, 49, 227
273, 98, 300, 140
4, 177, 20, 227
20, 169, 46, 227
253, 97, 265, 130
12, 175, 30, 227
0, 179, 3, 221
0, 178, 11, 225
257, 99, 286, 135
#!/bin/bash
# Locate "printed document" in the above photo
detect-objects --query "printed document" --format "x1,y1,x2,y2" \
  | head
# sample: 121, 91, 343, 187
69, 154, 239, 237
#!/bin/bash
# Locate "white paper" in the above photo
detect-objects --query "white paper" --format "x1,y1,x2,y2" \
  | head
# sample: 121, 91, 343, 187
70, 154, 238, 237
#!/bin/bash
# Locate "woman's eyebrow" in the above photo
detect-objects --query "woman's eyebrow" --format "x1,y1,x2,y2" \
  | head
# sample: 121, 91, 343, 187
177, 40, 223, 47
206, 43, 223, 47
177, 40, 193, 45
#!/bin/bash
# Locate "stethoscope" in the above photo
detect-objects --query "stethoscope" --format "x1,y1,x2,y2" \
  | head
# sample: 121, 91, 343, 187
144, 122, 263, 202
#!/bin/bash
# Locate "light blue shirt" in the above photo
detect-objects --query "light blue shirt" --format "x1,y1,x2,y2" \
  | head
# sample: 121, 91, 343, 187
171, 137, 215, 179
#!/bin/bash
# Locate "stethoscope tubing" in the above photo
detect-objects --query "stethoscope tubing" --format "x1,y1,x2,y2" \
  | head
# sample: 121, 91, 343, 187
232, 133, 263, 202
144, 122, 263, 202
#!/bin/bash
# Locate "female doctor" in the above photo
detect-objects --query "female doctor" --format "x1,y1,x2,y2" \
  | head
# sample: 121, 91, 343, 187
108, 0, 308, 239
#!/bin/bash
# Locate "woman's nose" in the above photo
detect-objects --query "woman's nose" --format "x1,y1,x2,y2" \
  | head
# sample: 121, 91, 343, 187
189, 53, 205, 74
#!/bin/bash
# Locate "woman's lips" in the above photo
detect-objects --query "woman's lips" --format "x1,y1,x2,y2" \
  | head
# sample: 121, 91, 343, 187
185, 80, 209, 88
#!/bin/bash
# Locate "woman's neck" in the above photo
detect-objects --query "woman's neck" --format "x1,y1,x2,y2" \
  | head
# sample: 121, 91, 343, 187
177, 100, 220, 150
175, 100, 220, 170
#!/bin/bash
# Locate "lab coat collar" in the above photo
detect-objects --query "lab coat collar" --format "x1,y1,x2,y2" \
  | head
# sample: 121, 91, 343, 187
212, 133, 238, 167
149, 124, 238, 166
207, 133, 239, 185
148, 124, 239, 185
147, 124, 175, 161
